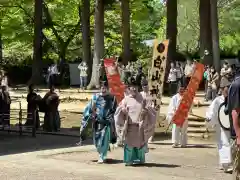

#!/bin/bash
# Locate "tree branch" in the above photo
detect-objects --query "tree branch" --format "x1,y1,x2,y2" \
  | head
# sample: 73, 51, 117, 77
43, 2, 64, 45
65, 20, 81, 47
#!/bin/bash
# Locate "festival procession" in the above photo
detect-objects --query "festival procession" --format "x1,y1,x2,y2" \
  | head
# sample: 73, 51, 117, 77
0, 41, 239, 179
71, 40, 239, 179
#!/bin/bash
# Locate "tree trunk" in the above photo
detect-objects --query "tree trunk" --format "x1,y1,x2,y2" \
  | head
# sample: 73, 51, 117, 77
88, 0, 104, 89
31, 0, 43, 85
166, 0, 177, 62
210, 0, 220, 72
81, 0, 92, 84
165, 0, 177, 83
121, 0, 131, 65
199, 0, 213, 65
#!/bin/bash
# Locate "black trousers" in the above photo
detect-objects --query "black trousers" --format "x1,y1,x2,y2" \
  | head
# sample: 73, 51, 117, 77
169, 81, 178, 96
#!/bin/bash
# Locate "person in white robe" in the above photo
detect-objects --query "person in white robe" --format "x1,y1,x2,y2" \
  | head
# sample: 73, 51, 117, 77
140, 78, 155, 143
166, 85, 190, 148
205, 84, 232, 173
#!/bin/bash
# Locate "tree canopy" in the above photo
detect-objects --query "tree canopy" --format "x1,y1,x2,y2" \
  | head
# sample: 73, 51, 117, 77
0, 0, 239, 67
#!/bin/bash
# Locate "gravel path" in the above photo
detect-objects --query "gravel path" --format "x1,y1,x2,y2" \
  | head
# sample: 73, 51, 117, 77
0, 137, 232, 180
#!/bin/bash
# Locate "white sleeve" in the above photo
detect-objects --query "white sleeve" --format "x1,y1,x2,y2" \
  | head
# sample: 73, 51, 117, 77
227, 67, 232, 73
220, 68, 225, 76
184, 66, 187, 75
166, 96, 176, 124
206, 98, 218, 121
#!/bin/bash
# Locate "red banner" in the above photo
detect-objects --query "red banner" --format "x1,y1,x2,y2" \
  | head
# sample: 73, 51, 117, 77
104, 58, 125, 104
172, 63, 205, 127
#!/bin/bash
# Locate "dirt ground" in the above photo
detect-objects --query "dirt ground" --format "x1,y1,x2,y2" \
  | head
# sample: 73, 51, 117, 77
0, 137, 231, 180
0, 89, 228, 179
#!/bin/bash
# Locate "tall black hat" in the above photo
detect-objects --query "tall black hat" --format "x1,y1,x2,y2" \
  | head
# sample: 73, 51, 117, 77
125, 76, 137, 86
141, 78, 148, 86
100, 81, 108, 87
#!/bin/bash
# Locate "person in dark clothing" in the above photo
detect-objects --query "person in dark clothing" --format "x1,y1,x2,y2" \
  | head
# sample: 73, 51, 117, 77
43, 86, 60, 132
226, 63, 240, 179
0, 85, 11, 126
136, 66, 145, 92
25, 84, 41, 129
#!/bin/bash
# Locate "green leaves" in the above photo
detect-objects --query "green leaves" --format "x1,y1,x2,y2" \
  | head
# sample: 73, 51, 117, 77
1, 0, 239, 65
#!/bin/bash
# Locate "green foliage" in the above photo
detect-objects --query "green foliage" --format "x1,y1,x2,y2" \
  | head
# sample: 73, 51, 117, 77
0, 0, 239, 68
219, 0, 240, 54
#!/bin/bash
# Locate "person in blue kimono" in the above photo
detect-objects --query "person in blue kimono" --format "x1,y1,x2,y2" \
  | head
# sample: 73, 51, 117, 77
79, 81, 117, 164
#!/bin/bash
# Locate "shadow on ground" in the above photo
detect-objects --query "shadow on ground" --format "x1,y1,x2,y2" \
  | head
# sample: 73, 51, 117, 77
92, 159, 123, 164
133, 163, 180, 168
91, 159, 180, 168
152, 142, 215, 149
0, 131, 92, 156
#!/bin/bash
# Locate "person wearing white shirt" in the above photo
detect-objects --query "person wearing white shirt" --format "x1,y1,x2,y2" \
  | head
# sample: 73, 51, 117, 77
205, 84, 232, 173
47, 64, 59, 88
166, 85, 191, 148
168, 62, 178, 96
78, 61, 88, 89
184, 60, 193, 86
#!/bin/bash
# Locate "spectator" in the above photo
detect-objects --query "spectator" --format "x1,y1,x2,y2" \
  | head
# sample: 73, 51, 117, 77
0, 85, 11, 126
203, 65, 210, 100
176, 61, 184, 89
78, 61, 88, 90
1, 71, 9, 91
184, 59, 193, 86
220, 61, 232, 89
136, 66, 146, 92
47, 64, 59, 88
206, 66, 219, 101
168, 62, 178, 96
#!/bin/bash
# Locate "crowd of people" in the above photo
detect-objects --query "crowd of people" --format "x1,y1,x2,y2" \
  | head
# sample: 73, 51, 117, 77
204, 61, 233, 101
77, 57, 239, 180
167, 59, 234, 102
0, 56, 239, 178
